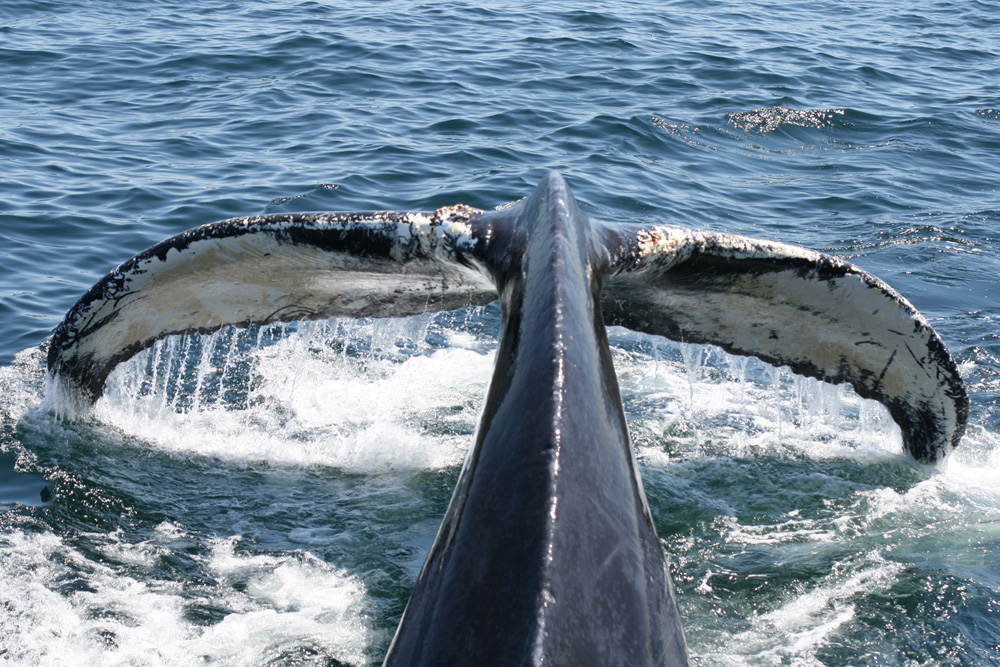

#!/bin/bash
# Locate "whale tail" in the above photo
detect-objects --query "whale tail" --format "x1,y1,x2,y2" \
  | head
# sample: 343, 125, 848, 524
596, 222, 969, 464
45, 172, 969, 665
45, 205, 499, 413
47, 173, 967, 463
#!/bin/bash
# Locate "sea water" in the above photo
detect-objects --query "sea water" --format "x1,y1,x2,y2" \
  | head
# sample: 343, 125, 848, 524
2, 0, 999, 664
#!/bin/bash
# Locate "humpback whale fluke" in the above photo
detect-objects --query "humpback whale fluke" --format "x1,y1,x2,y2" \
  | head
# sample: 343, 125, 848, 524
46, 172, 968, 665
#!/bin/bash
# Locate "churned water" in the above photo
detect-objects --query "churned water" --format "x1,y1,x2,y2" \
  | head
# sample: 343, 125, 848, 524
2, 0, 999, 664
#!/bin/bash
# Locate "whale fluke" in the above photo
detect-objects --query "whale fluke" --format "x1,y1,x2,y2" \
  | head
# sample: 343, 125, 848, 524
46, 207, 497, 410
47, 176, 967, 463
46, 172, 968, 665
597, 225, 968, 464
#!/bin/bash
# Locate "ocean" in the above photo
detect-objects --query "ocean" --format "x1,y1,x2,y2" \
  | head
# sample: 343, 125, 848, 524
2, 0, 999, 664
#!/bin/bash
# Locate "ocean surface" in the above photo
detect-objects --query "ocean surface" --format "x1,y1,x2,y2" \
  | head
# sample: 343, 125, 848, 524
2, 0, 999, 664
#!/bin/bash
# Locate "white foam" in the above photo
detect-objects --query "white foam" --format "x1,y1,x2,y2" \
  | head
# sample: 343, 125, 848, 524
197, 537, 370, 664
749, 556, 902, 663
42, 316, 961, 474
694, 553, 904, 666
93, 319, 494, 472
0, 528, 370, 666
717, 513, 839, 547
0, 345, 47, 422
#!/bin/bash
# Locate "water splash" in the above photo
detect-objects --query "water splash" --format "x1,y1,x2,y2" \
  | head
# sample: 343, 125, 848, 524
610, 326, 903, 463
86, 314, 494, 472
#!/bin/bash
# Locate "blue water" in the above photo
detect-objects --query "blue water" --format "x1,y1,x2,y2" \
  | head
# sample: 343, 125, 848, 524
2, 0, 1000, 664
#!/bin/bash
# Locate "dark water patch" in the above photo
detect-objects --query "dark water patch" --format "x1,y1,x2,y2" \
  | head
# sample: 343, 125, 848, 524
0, 450, 50, 510
849, 571, 1000, 666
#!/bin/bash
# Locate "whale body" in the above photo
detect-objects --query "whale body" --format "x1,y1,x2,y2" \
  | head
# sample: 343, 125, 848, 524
47, 172, 968, 665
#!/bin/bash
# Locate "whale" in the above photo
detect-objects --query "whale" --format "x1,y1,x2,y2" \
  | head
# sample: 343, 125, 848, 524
46, 172, 968, 665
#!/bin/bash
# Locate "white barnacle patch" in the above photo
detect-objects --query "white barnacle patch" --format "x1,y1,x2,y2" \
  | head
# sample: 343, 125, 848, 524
403, 212, 433, 231
433, 203, 482, 221
432, 204, 480, 252
635, 225, 830, 273
718, 233, 822, 265
636, 226, 679, 257
635, 226, 696, 270
394, 206, 482, 260
396, 212, 435, 260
